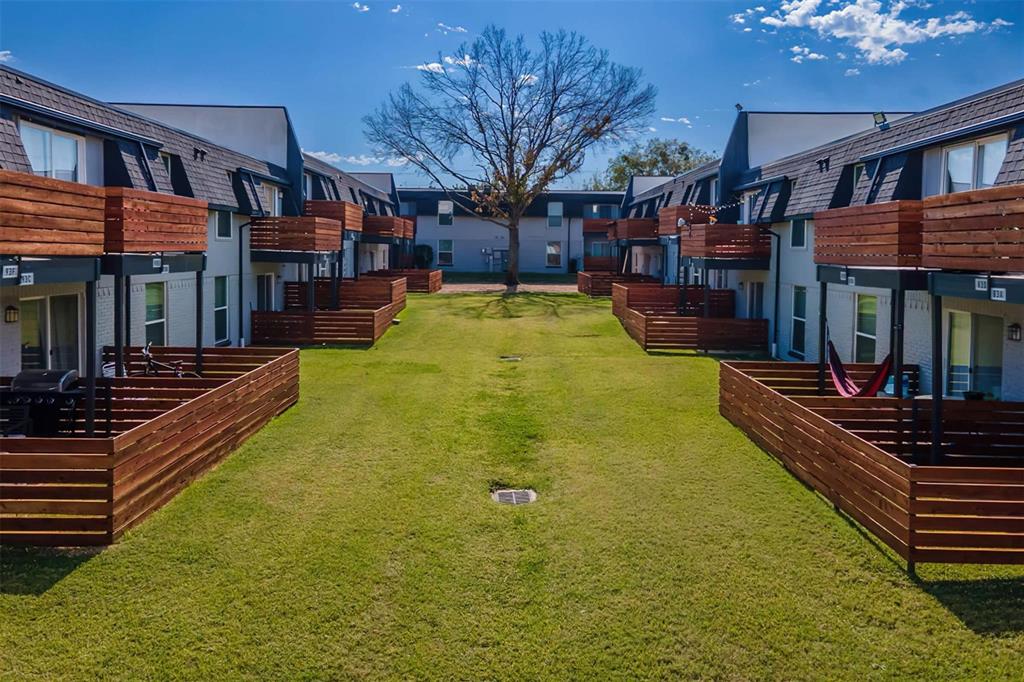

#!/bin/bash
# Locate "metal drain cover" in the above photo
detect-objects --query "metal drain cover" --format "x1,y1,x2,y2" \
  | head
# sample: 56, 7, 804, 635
491, 488, 537, 505
499, 355, 522, 362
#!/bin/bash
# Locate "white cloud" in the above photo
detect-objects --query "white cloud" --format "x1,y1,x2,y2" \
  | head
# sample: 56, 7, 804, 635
647, 127, 658, 133
845, 67, 861, 76
352, 2, 369, 12
0, 50, 12, 63
416, 62, 445, 73
790, 44, 828, 62
389, 4, 401, 12
731, 6, 767, 23
517, 73, 538, 86
304, 149, 408, 168
659, 116, 692, 124
437, 22, 468, 34
758, 0, 1008, 64
444, 54, 476, 67
744, 79, 763, 87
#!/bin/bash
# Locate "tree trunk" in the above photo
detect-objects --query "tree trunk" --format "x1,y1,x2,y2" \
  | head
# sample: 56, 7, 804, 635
506, 223, 521, 290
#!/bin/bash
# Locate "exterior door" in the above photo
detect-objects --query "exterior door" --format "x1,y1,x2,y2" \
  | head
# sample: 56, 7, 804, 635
19, 295, 79, 371
747, 282, 765, 319
20, 298, 48, 370
947, 311, 1003, 399
48, 294, 80, 370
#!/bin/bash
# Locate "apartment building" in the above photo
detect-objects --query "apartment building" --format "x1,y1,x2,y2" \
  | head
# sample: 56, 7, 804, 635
402, 188, 624, 273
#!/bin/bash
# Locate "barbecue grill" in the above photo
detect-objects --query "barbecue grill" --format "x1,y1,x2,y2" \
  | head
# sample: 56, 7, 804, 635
1, 369, 83, 436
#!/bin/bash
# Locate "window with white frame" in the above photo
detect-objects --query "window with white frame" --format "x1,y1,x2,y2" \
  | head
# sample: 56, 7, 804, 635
212, 210, 232, 240
19, 122, 84, 182
145, 282, 166, 346
437, 239, 454, 266
590, 241, 611, 257
790, 218, 807, 249
256, 273, 274, 311
854, 294, 877, 363
790, 285, 807, 359
303, 172, 314, 200
709, 178, 718, 205
547, 202, 564, 228
546, 241, 562, 267
160, 153, 173, 178
943, 134, 1008, 194
214, 276, 229, 344
437, 200, 454, 226
853, 162, 867, 188
260, 183, 283, 216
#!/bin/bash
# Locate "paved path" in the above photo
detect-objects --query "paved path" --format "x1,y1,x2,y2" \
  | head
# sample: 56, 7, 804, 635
439, 282, 579, 294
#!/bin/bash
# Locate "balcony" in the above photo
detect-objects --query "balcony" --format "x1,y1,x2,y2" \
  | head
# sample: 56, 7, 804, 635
250, 216, 342, 252
304, 200, 364, 232
104, 187, 208, 253
364, 215, 414, 239
611, 282, 767, 351
678, 223, 772, 260
583, 218, 615, 234
0, 346, 298, 546
922, 184, 1024, 272
576, 271, 656, 296
814, 201, 923, 267
0, 169, 106, 256
608, 218, 658, 241
366, 268, 443, 293
720, 361, 1024, 566
658, 205, 715, 236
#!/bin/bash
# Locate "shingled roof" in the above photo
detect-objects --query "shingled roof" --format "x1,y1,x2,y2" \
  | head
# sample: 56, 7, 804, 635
624, 159, 721, 217
0, 65, 291, 212
301, 152, 398, 216
739, 79, 1024, 220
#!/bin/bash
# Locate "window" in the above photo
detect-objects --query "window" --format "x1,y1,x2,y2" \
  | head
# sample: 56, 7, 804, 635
790, 286, 807, 359
853, 163, 867, 187
20, 122, 84, 182
664, 191, 673, 206
213, 210, 232, 240
214, 276, 229, 344
438, 200, 454, 226
437, 239, 454, 266
546, 241, 562, 267
145, 283, 166, 346
303, 172, 314, 200
256, 273, 274, 311
259, 183, 283, 216
943, 135, 1008, 193
709, 178, 718, 205
854, 294, 877, 363
790, 218, 807, 249
399, 201, 417, 216
588, 204, 619, 219
160, 153, 173, 177
19, 295, 80, 371
947, 311, 1004, 399
740, 193, 758, 224
547, 202, 564, 228
590, 241, 611, 257
747, 281, 765, 319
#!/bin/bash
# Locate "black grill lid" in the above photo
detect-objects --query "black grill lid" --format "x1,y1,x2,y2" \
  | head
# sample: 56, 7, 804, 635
11, 369, 80, 392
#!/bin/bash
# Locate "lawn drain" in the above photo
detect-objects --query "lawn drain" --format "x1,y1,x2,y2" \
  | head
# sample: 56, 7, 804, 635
491, 488, 537, 505
499, 355, 522, 362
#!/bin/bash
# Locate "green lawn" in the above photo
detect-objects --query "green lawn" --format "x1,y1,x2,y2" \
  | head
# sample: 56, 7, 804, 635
2, 293, 1023, 680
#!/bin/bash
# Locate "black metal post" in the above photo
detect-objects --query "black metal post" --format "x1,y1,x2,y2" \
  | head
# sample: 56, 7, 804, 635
930, 293, 943, 464
893, 286, 905, 398
195, 271, 204, 375
84, 279, 96, 436
307, 263, 316, 311
114, 273, 124, 377
818, 281, 828, 395
330, 254, 340, 310
124, 275, 132, 347
703, 266, 710, 317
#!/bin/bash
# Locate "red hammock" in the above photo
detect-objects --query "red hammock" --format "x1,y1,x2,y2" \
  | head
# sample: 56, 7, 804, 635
826, 340, 893, 398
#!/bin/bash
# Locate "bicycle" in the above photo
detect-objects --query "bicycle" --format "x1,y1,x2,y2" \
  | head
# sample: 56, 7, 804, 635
126, 342, 202, 378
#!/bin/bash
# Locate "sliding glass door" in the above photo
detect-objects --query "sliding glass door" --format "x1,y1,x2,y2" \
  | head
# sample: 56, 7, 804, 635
19, 294, 80, 371
947, 311, 1003, 399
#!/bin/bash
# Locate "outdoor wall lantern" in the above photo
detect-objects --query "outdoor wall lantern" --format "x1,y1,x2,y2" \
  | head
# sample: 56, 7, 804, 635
1009, 323, 1022, 342
4, 305, 19, 324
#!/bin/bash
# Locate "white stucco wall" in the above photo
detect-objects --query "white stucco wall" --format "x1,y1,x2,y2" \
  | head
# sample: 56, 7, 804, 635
745, 112, 912, 169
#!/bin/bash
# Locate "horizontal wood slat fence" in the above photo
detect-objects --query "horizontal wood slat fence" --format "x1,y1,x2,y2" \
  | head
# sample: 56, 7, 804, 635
366, 269, 442, 293
678, 224, 772, 260
814, 200, 923, 267
250, 216, 342, 252
303, 200, 364, 231
1, 347, 298, 546
720, 361, 1024, 565
104, 188, 208, 253
0, 170, 107, 256
577, 271, 656, 296
921, 184, 1024, 272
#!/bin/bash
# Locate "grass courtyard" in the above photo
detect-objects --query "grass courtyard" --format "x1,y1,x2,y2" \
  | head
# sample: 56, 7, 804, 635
2, 292, 1023, 680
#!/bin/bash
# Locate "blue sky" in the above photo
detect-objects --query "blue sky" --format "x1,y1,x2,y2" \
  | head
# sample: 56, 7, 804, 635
1, 0, 1021, 186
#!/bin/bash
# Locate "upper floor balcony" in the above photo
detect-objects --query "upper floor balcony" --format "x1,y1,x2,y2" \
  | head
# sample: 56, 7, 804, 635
921, 183, 1024, 273
814, 201, 923, 268
1, 170, 107, 257
304, 200, 364, 232
658, 205, 716, 236
678, 223, 772, 261
583, 218, 615, 234
104, 187, 208, 253
250, 216, 343, 252
364, 215, 414, 239
608, 218, 658, 241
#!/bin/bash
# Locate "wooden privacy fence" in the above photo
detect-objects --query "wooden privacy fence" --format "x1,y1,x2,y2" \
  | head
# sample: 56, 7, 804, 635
608, 218, 658, 240
577, 271, 655, 297
104, 188, 208, 253
1, 346, 298, 546
0, 170, 107, 256
366, 269, 442, 293
582, 255, 614, 272
284, 277, 407, 311
658, 205, 714, 236
720, 361, 1024, 566
921, 184, 1024, 272
612, 283, 767, 352
303, 200, 364, 231
250, 216, 342, 252
814, 200, 923, 267
678, 224, 772, 260
251, 308, 394, 345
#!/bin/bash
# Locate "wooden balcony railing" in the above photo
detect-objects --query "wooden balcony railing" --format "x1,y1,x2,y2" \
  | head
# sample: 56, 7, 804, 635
608, 218, 658, 240
284, 276, 407, 311
922, 184, 1024, 272
364, 215, 414, 239
366, 268, 443, 293
104, 187, 208, 253
678, 223, 772, 260
576, 271, 656, 297
583, 218, 615, 234
0, 170, 106, 256
658, 205, 716, 236
814, 201, 923, 267
720, 361, 1024, 566
304, 200, 364, 232
250, 216, 342, 252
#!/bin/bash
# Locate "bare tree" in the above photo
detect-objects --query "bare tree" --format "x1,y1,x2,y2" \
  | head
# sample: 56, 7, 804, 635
364, 26, 656, 288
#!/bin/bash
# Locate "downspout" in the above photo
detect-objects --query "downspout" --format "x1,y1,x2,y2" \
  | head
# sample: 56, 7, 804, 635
764, 228, 781, 357
237, 221, 251, 347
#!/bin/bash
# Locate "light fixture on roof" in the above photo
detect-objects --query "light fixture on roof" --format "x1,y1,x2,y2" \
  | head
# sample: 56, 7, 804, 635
873, 112, 889, 130
735, 103, 744, 111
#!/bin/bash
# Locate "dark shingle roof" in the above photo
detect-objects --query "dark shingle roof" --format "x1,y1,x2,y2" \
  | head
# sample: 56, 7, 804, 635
0, 65, 290, 211
626, 159, 720, 214
301, 152, 397, 213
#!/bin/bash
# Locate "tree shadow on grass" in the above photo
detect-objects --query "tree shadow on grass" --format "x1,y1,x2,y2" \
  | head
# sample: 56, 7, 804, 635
450, 292, 587, 321
0, 545, 100, 596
